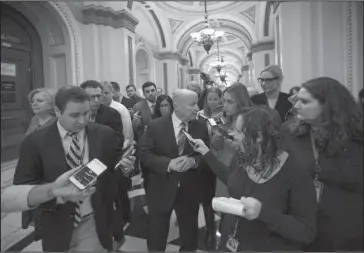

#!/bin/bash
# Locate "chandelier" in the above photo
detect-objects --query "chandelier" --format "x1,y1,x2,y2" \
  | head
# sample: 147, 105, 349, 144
210, 38, 226, 73
216, 68, 228, 84
190, 1, 224, 54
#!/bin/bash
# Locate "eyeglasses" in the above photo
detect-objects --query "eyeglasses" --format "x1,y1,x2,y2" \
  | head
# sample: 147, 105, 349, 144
257, 77, 279, 84
90, 94, 102, 100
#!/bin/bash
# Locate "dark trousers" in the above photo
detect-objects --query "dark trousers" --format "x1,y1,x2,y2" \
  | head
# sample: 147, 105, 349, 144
147, 187, 200, 251
201, 172, 217, 233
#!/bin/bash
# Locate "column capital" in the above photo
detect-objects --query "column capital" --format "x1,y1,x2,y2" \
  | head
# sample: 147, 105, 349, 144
153, 51, 189, 66
82, 5, 139, 32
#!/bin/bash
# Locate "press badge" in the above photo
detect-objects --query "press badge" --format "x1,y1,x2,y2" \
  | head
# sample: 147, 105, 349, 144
314, 179, 324, 203
226, 235, 239, 252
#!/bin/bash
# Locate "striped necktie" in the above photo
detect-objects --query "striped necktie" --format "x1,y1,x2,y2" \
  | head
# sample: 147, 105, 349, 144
177, 122, 187, 156
66, 132, 83, 228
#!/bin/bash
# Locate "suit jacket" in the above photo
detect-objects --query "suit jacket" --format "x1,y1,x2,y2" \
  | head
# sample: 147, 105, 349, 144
13, 122, 122, 251
132, 100, 156, 141
95, 104, 124, 150
140, 116, 210, 213
120, 96, 137, 110
251, 92, 292, 122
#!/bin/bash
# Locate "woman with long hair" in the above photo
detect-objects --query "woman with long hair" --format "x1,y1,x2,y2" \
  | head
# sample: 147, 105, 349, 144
282, 77, 363, 251
210, 83, 253, 167
191, 106, 317, 251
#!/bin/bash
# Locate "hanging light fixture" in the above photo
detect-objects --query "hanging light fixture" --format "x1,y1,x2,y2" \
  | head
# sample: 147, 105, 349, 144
190, 1, 225, 54
210, 38, 226, 73
216, 68, 228, 84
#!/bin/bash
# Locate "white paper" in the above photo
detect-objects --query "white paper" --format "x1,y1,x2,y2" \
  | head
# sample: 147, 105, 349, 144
1, 63, 16, 76
212, 197, 245, 216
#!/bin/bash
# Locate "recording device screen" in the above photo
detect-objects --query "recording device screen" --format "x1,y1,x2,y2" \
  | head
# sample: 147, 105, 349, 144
208, 117, 226, 126
69, 159, 107, 190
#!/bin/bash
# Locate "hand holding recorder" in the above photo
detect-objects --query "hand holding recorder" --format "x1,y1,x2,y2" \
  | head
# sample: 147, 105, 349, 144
116, 144, 136, 176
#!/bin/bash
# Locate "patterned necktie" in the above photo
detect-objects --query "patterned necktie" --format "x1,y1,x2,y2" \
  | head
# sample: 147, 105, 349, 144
66, 132, 83, 228
150, 104, 155, 115
177, 122, 187, 156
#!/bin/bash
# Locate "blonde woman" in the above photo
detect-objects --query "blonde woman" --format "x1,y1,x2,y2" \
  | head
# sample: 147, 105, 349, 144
25, 88, 57, 135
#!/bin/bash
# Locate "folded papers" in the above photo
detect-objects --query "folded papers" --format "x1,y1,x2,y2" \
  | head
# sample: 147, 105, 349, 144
212, 197, 245, 216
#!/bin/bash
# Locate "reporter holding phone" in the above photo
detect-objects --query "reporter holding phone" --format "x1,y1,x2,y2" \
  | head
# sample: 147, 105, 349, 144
191, 107, 317, 251
10, 86, 135, 252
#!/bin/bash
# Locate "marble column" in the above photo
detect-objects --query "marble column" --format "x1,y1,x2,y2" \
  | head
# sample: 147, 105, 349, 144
79, 4, 139, 93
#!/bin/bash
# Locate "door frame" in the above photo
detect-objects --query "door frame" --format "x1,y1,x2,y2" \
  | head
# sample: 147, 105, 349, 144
1, 3, 44, 90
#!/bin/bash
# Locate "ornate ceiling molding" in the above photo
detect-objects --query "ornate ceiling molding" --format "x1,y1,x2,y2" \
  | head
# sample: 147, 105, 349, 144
187, 68, 200, 74
240, 5, 256, 24
82, 5, 139, 32
153, 51, 189, 65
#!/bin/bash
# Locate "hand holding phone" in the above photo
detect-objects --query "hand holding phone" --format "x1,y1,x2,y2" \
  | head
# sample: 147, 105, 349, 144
69, 159, 107, 191
181, 129, 197, 147
217, 126, 234, 141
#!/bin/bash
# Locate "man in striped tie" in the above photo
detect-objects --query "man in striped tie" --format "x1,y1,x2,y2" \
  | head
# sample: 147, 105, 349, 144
12, 86, 135, 252
140, 89, 210, 251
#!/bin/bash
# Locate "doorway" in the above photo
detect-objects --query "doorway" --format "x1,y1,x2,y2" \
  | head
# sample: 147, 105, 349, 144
1, 3, 44, 163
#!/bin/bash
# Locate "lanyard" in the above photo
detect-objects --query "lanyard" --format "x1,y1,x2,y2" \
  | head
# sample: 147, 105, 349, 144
231, 168, 264, 237
310, 130, 322, 180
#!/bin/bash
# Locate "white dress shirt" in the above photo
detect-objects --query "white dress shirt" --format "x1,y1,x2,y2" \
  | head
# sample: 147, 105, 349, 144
147, 100, 155, 114
1, 185, 37, 212
171, 112, 189, 142
110, 99, 134, 145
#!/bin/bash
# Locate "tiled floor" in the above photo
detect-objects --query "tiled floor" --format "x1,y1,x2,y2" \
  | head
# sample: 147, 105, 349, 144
9, 205, 219, 252
1, 162, 228, 252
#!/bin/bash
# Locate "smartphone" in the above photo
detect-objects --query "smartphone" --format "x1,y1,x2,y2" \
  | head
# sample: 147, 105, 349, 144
217, 126, 234, 141
181, 129, 197, 146
69, 159, 107, 191
208, 117, 226, 126
197, 114, 208, 121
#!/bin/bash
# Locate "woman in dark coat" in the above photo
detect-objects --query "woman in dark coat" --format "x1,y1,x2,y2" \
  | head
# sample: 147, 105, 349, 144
282, 77, 363, 251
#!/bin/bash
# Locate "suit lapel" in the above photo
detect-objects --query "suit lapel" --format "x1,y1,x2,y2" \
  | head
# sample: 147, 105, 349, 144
86, 124, 98, 161
164, 116, 178, 156
45, 122, 68, 176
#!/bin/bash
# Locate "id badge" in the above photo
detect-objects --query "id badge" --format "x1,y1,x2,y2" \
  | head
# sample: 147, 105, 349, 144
314, 179, 324, 203
226, 235, 239, 252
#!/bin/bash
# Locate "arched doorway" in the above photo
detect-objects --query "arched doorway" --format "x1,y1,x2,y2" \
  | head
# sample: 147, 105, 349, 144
135, 48, 151, 88
1, 3, 43, 163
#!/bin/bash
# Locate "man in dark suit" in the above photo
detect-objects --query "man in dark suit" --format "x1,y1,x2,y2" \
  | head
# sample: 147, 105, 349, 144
80, 80, 124, 148
140, 89, 210, 251
12, 86, 135, 251
132, 81, 157, 141
110, 81, 137, 110
80, 80, 129, 247
252, 65, 292, 122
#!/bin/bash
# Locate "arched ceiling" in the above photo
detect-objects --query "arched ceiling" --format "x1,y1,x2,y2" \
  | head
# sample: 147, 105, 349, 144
140, 1, 264, 82
154, 1, 245, 15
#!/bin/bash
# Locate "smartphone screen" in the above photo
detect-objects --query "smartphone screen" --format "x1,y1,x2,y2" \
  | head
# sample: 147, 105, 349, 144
69, 159, 107, 190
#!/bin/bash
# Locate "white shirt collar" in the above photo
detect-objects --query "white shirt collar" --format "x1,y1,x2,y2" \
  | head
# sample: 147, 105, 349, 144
110, 99, 117, 107
147, 100, 154, 108
172, 112, 182, 128
57, 120, 85, 140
